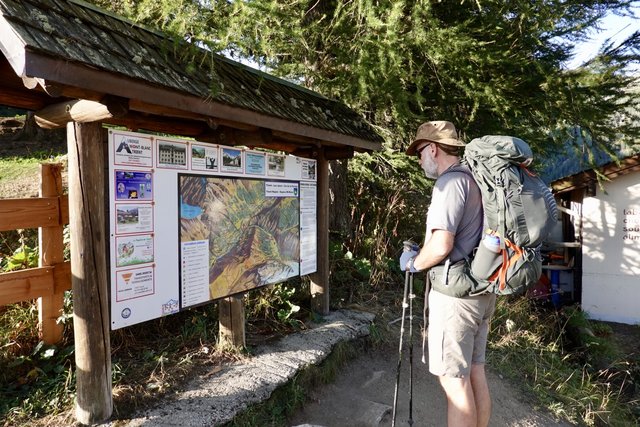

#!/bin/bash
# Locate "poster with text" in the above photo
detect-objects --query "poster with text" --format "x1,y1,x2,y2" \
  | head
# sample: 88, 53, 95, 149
115, 170, 153, 201
115, 266, 155, 302
115, 203, 153, 234
300, 182, 318, 275
179, 175, 300, 304
267, 153, 286, 177
115, 234, 154, 267
191, 144, 218, 171
245, 152, 266, 175
112, 131, 153, 167
301, 159, 317, 181
180, 239, 210, 308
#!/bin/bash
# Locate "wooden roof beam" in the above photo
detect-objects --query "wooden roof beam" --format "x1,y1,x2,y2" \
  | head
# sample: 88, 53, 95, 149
0, 85, 49, 110
35, 96, 129, 129
128, 99, 260, 132
197, 126, 301, 153
105, 112, 208, 136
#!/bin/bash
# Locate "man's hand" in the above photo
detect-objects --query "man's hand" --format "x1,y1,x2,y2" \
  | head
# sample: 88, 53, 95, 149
399, 249, 419, 272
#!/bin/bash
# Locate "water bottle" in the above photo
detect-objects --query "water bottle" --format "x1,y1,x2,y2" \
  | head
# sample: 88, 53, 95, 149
471, 234, 502, 280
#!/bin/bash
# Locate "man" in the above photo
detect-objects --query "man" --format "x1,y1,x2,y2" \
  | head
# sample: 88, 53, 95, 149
400, 120, 496, 427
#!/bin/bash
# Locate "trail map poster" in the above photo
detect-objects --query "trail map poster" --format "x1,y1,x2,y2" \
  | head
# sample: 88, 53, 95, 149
108, 129, 316, 329
179, 176, 300, 306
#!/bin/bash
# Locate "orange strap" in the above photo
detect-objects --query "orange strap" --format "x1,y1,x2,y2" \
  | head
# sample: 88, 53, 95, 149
488, 238, 524, 291
521, 165, 538, 177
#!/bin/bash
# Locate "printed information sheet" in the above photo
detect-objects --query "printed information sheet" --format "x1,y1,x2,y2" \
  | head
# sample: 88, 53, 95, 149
300, 182, 317, 275
180, 240, 210, 308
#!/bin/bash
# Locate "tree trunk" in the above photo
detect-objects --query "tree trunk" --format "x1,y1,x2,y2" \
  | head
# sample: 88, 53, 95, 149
328, 159, 349, 237
13, 111, 44, 141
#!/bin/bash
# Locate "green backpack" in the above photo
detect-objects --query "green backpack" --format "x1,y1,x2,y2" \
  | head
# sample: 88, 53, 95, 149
463, 135, 558, 295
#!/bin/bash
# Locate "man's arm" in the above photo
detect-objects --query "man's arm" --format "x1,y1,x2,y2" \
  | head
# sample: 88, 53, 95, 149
412, 229, 454, 271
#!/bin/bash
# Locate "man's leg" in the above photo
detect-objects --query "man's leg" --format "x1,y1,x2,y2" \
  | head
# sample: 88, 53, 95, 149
438, 375, 476, 427
470, 364, 491, 427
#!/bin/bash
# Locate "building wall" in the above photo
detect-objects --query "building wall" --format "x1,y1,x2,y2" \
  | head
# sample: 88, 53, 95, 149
581, 172, 640, 324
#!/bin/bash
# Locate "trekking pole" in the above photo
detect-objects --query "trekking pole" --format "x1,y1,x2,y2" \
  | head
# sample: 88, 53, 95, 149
392, 240, 418, 427
408, 270, 414, 426
392, 268, 410, 427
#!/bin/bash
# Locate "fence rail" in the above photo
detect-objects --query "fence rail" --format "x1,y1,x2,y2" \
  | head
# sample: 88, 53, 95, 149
0, 196, 69, 230
0, 262, 71, 306
0, 163, 70, 343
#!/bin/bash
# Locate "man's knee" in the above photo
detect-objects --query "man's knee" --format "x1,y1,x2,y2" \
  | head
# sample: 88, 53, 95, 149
438, 374, 470, 395
470, 364, 487, 384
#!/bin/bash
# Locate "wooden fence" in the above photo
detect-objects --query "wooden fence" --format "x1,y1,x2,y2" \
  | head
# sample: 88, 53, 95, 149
0, 163, 71, 344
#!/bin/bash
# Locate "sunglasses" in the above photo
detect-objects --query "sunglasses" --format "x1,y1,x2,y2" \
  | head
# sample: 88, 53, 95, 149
415, 143, 432, 158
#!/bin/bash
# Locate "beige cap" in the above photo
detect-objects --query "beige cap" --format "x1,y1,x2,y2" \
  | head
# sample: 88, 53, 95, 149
406, 120, 465, 155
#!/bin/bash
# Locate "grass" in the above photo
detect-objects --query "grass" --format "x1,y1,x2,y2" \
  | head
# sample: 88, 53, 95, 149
0, 298, 76, 424
0, 153, 67, 199
0, 156, 41, 180
488, 297, 640, 426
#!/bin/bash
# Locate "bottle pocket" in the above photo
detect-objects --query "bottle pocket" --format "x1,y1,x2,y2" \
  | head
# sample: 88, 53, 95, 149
470, 244, 502, 280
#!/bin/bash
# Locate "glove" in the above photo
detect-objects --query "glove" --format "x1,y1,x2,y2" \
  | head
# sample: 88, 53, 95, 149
399, 249, 419, 272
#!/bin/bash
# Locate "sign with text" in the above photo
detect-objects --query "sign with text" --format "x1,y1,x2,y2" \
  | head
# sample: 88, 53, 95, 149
107, 130, 317, 329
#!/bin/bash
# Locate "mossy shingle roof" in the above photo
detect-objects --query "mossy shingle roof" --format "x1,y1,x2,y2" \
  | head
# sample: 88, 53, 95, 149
0, 0, 382, 146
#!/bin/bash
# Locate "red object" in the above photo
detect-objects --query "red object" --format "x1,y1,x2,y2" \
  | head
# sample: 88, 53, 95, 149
528, 273, 551, 299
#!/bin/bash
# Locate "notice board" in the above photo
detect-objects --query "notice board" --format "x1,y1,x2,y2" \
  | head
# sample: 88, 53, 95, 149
107, 130, 318, 329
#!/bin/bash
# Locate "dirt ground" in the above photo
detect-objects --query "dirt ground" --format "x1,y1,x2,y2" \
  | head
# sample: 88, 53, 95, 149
287, 326, 575, 427
609, 321, 640, 356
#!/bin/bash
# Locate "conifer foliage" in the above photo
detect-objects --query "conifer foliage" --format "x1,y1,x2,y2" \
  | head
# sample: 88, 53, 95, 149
90, 0, 640, 280
92, 0, 640, 151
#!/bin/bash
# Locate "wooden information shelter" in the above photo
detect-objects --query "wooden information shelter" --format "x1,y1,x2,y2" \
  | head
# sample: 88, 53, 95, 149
0, 0, 382, 424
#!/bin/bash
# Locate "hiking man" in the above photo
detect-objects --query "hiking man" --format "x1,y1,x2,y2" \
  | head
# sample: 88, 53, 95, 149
399, 120, 497, 427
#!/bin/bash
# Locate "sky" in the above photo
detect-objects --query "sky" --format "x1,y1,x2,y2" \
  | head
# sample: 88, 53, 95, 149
567, 3, 639, 69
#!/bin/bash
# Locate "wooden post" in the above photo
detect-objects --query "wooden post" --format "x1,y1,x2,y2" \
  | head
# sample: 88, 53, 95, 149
38, 163, 65, 344
218, 294, 245, 348
67, 122, 112, 424
310, 147, 330, 315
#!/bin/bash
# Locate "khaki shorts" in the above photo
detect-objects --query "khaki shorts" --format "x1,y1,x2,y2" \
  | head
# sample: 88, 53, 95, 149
427, 290, 496, 378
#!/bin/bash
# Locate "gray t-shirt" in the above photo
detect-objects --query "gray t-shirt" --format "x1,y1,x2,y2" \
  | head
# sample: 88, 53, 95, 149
425, 164, 483, 263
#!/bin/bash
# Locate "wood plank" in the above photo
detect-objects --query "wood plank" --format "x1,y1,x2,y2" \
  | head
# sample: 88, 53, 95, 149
218, 295, 246, 348
38, 163, 66, 344
104, 113, 207, 136
310, 148, 330, 315
0, 262, 70, 306
0, 196, 68, 230
67, 122, 112, 424
324, 146, 354, 160
0, 85, 49, 111
53, 261, 72, 294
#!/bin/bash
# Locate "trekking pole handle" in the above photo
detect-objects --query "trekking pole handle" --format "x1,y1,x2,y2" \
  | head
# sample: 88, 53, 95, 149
403, 240, 419, 252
